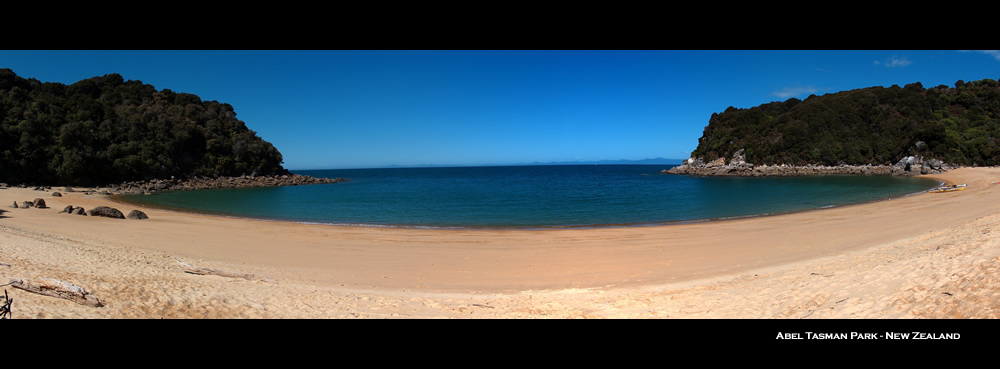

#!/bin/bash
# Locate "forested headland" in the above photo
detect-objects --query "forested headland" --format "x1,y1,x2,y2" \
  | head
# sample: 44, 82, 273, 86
688, 78, 1000, 168
0, 69, 289, 186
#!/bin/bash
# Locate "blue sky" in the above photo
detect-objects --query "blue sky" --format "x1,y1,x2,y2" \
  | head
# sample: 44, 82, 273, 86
2, 50, 999, 169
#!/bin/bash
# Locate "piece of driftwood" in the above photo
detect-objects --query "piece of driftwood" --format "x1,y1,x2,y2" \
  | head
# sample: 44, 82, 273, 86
174, 259, 275, 283
2, 289, 12, 319
9, 278, 104, 307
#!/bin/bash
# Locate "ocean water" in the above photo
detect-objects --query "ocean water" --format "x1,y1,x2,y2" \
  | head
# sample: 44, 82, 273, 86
116, 165, 941, 229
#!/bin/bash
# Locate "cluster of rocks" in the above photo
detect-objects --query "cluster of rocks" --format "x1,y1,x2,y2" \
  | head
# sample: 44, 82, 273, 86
66, 205, 148, 219
109, 174, 349, 195
1, 183, 61, 193
3, 174, 343, 221
664, 149, 958, 177
11, 198, 148, 220
58, 205, 87, 215
5, 174, 346, 197
3, 174, 347, 197
10, 198, 49, 209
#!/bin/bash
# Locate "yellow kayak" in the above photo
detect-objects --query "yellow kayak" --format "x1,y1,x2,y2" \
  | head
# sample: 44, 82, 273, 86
929, 185, 966, 193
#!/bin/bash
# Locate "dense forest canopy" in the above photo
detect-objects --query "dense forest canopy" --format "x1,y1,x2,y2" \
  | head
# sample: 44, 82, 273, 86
691, 78, 1000, 167
0, 69, 288, 185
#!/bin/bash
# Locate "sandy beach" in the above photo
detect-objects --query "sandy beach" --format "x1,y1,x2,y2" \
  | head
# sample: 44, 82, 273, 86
2, 167, 999, 320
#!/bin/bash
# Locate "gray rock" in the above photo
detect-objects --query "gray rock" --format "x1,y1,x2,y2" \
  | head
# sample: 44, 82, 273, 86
926, 158, 944, 169
32, 198, 47, 208
52, 192, 62, 197
126, 210, 149, 220
730, 149, 747, 166
86, 206, 125, 219
72, 207, 86, 215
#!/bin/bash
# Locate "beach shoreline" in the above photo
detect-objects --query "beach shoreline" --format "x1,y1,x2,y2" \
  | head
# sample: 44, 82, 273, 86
2, 167, 999, 318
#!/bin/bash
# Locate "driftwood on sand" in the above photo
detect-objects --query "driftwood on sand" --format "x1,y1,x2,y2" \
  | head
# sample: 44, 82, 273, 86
8, 278, 104, 307
174, 258, 275, 283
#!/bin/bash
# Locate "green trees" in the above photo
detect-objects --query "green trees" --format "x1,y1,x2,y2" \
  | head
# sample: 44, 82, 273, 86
690, 78, 1000, 167
0, 69, 287, 185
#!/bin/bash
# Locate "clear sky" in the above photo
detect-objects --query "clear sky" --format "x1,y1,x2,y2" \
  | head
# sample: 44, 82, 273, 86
2, 50, 998, 169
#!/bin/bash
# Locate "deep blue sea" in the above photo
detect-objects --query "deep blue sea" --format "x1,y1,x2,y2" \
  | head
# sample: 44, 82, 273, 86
116, 165, 941, 229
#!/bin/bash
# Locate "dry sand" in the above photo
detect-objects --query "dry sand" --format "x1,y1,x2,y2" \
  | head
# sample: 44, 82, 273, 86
1, 168, 999, 320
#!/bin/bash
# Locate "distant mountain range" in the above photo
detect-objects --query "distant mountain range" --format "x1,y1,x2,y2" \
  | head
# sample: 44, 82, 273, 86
519, 157, 685, 166
386, 157, 684, 168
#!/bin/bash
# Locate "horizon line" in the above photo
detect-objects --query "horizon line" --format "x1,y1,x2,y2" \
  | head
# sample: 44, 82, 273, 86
289, 158, 687, 171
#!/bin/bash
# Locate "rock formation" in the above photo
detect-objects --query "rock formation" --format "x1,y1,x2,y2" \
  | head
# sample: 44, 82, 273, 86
107, 174, 348, 195
664, 149, 957, 177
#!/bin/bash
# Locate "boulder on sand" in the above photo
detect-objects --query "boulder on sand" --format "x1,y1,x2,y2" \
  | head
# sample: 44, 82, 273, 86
86, 206, 125, 219
126, 210, 149, 220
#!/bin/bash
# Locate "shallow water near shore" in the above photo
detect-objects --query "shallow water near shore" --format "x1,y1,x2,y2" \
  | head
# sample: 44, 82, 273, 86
116, 165, 940, 229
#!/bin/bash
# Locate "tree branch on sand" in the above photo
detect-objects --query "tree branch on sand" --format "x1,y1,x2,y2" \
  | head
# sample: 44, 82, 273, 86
8, 278, 104, 307
174, 258, 275, 283
1, 289, 12, 319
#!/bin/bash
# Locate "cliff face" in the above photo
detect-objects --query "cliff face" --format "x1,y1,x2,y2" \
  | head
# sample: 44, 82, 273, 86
682, 79, 1000, 174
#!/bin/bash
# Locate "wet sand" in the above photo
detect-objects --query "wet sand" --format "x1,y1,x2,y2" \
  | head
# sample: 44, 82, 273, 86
1, 168, 998, 319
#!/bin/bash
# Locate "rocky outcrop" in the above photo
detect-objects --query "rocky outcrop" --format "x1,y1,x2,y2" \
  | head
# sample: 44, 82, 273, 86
891, 156, 951, 176
665, 149, 957, 177
93, 174, 349, 196
4, 174, 346, 197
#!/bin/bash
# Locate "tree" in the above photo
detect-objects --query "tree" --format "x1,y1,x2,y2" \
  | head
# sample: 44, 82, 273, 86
0, 69, 290, 185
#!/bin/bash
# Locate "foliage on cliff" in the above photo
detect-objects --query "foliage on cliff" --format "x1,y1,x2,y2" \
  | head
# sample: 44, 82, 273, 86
0, 69, 289, 185
691, 78, 1000, 167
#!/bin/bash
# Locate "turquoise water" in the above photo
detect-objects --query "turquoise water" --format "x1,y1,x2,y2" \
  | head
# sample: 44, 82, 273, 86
116, 165, 940, 229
